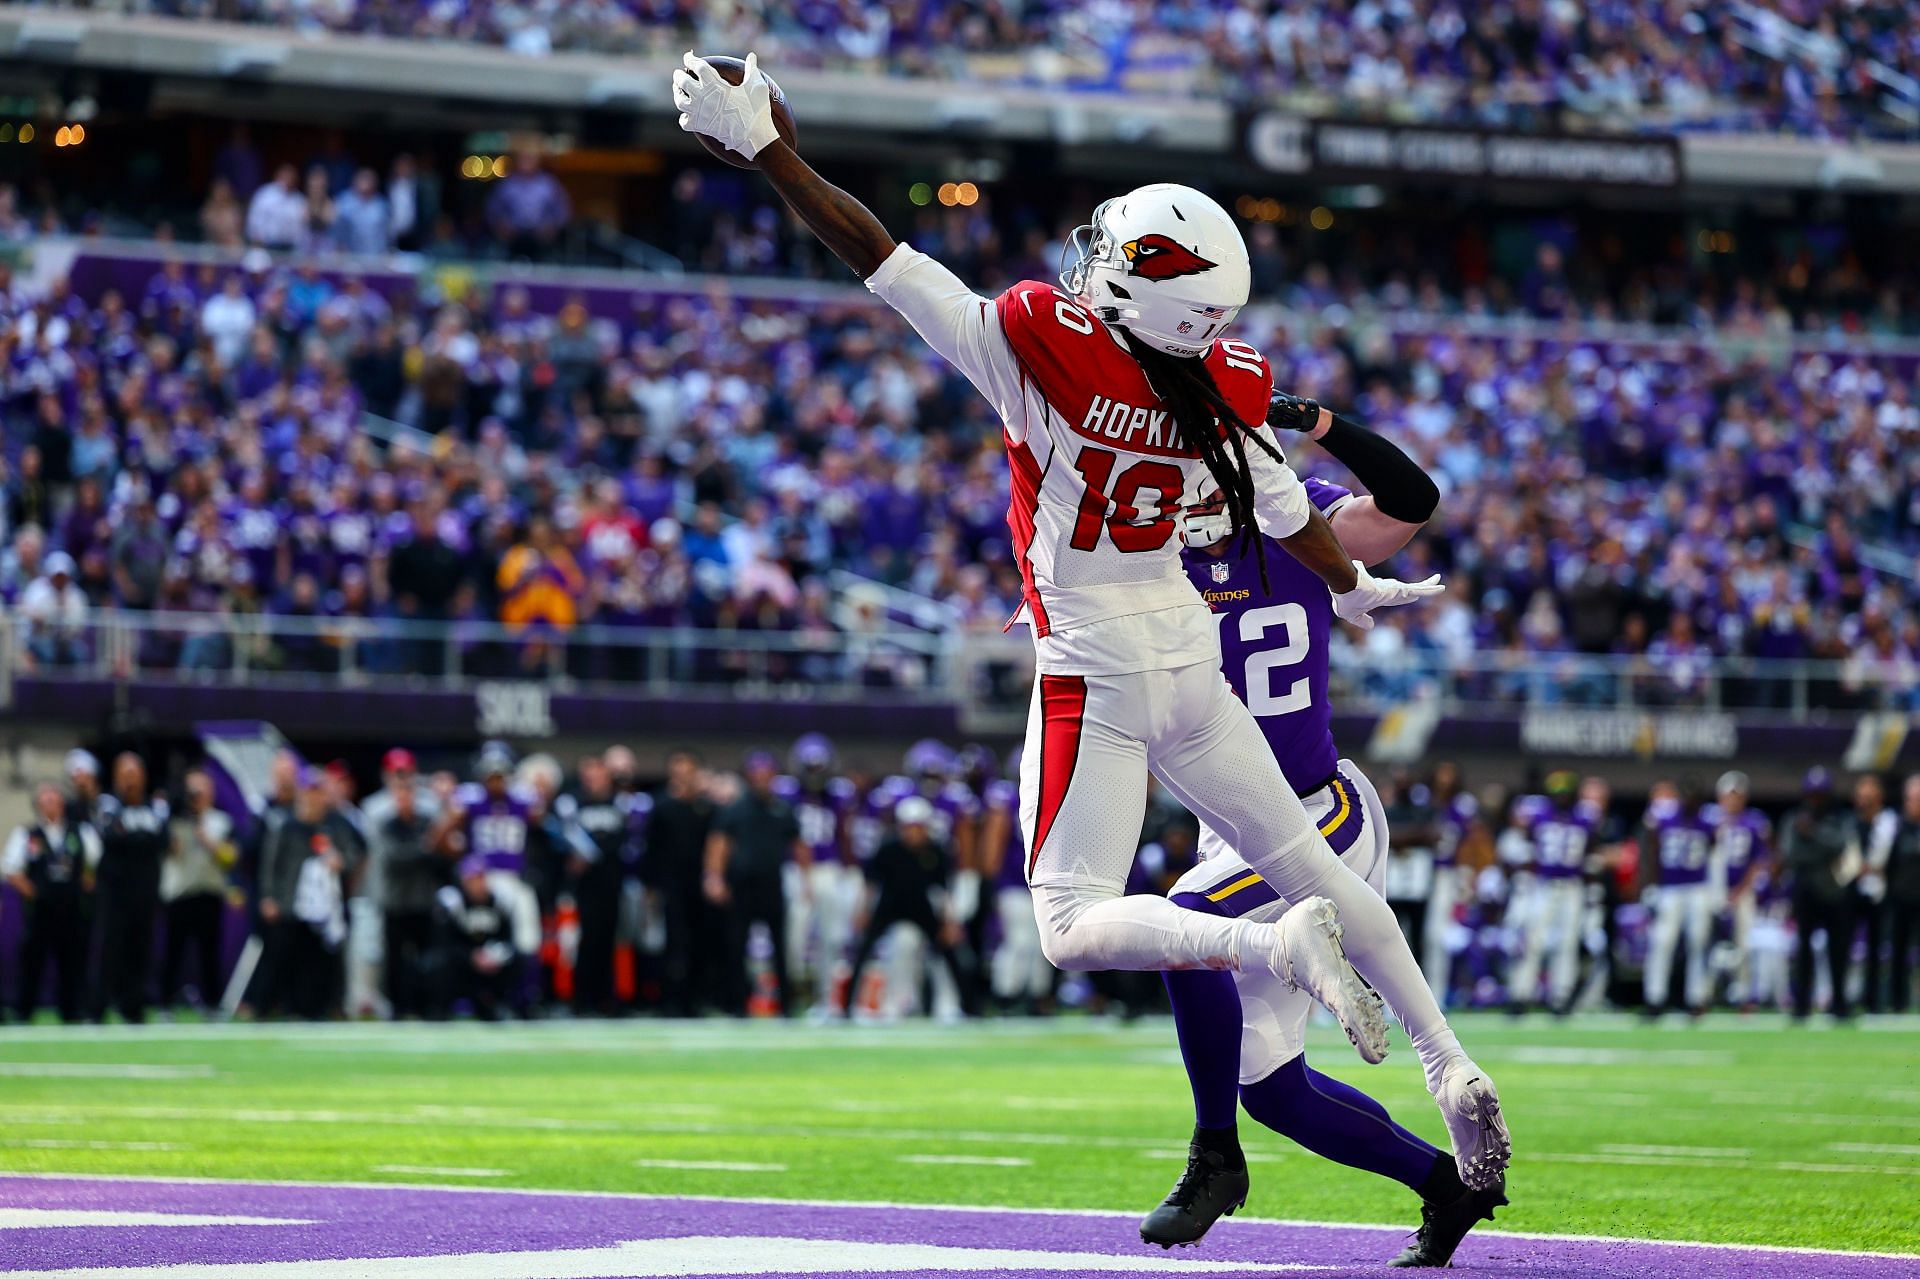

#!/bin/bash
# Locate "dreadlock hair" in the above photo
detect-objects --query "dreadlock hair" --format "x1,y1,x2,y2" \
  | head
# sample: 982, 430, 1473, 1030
1122, 330, 1284, 592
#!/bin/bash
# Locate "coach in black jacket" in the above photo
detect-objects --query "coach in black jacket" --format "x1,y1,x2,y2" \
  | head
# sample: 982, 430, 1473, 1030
92, 754, 171, 1024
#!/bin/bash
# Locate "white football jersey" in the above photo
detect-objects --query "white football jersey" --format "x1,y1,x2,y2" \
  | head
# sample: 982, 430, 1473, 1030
866, 245, 1310, 675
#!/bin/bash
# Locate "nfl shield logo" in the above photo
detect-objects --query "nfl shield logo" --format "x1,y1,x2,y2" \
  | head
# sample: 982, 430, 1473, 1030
1177, 320, 1196, 334
1210, 561, 1231, 584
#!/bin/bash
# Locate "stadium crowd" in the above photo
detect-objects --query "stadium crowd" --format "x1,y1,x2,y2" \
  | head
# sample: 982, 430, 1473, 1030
60, 0, 1920, 138
5, 738, 1919, 1024
3, 242, 1919, 708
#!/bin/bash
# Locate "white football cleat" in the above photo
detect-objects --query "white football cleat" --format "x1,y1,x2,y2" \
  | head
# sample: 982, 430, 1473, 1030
1270, 897, 1390, 1064
1432, 1057, 1512, 1190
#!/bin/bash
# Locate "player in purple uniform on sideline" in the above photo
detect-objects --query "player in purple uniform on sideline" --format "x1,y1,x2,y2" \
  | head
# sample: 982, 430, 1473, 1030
1706, 770, 1775, 1008
777, 734, 860, 1014
1641, 781, 1720, 1017
1423, 762, 1476, 1004
1142, 393, 1509, 1268
1508, 771, 1597, 1015
429, 740, 545, 959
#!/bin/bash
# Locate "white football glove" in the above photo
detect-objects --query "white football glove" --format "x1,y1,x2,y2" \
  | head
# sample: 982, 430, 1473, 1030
1330, 560, 1443, 631
671, 51, 781, 162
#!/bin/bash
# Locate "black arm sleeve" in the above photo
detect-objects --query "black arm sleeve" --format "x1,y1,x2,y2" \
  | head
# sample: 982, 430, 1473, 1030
1317, 416, 1440, 525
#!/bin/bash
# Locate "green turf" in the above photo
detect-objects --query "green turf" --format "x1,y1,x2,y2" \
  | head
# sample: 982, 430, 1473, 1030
1, 1013, 1917, 1253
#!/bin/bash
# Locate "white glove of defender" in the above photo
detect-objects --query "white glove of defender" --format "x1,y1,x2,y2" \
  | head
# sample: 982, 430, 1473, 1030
1331, 560, 1443, 631
672, 51, 782, 162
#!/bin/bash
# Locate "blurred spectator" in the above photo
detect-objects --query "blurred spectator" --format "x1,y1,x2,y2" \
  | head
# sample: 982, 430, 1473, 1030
365, 750, 445, 1018
704, 751, 803, 1017
92, 753, 171, 1024
245, 165, 307, 249
1891, 775, 1920, 1013
1850, 773, 1899, 1012
199, 273, 257, 367
486, 146, 570, 261
259, 766, 348, 1019
200, 178, 246, 249
3, 780, 101, 1023
332, 168, 392, 256
161, 768, 237, 1010
429, 854, 522, 1019
845, 795, 974, 1020
1781, 769, 1854, 1020
17, 551, 89, 669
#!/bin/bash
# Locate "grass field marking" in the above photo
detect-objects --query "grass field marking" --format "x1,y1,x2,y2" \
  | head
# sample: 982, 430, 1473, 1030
370, 1165, 510, 1178
1539, 1152, 1920, 1177
0, 1209, 312, 1229
1597, 1144, 1752, 1159
4, 1172, 1917, 1261
1500, 1046, 1736, 1066
0, 1062, 216, 1079
1828, 1142, 1920, 1156
897, 1155, 1034, 1167
0, 1140, 186, 1152
632, 1160, 788, 1173
1137, 1150, 1287, 1163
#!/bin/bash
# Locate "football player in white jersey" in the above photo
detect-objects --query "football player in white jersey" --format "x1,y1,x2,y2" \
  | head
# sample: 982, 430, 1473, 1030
672, 55, 1506, 1160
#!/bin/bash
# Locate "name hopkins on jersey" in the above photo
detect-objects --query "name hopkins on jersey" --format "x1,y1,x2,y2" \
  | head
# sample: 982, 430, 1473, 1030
1078, 396, 1180, 451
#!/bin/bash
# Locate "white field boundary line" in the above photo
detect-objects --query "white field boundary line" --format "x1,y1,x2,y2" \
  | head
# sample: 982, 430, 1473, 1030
0, 1172, 1914, 1262
1537, 1152, 1920, 1177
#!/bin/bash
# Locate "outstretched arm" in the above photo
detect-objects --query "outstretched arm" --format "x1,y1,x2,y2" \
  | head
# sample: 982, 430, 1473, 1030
671, 53, 894, 278
756, 142, 895, 279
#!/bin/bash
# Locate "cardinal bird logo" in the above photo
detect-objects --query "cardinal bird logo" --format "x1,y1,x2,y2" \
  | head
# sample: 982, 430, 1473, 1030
1121, 234, 1218, 281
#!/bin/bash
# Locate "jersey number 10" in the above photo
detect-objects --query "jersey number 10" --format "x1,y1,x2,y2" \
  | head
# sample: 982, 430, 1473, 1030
1069, 445, 1183, 553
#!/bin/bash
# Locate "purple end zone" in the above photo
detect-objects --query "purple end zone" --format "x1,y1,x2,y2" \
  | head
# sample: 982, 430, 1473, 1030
0, 1176, 1913, 1278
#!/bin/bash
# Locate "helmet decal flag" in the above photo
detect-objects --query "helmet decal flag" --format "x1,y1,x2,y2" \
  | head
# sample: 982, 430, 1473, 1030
1121, 234, 1218, 281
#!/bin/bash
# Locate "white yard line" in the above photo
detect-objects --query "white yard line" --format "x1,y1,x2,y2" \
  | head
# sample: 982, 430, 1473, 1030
0, 1062, 214, 1079
1539, 1152, 1920, 1177
370, 1165, 509, 1178
1598, 1144, 1751, 1159
633, 1160, 788, 1173
897, 1155, 1033, 1168
1829, 1142, 1920, 1156
0, 1172, 1914, 1262
0, 1140, 185, 1152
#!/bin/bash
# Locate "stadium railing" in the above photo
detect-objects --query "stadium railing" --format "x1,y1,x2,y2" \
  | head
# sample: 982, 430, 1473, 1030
8, 610, 1914, 721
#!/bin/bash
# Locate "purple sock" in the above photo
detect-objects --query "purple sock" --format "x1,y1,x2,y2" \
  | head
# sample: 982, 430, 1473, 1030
1163, 968, 1242, 1131
1240, 1055, 1445, 1191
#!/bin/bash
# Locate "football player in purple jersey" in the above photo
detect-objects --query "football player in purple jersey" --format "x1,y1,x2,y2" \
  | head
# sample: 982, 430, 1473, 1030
1641, 780, 1719, 1017
1142, 393, 1509, 1267
1423, 761, 1476, 1004
1506, 771, 1597, 1014
776, 733, 860, 1014
1706, 771, 1775, 1008
430, 740, 544, 961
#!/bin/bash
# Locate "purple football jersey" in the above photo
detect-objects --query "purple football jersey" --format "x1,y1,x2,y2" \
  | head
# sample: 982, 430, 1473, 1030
1180, 478, 1352, 792
1705, 804, 1770, 889
1527, 804, 1594, 879
1647, 801, 1716, 887
774, 774, 851, 867
455, 781, 535, 874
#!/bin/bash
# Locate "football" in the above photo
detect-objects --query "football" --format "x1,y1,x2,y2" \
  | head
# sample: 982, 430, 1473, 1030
693, 54, 798, 168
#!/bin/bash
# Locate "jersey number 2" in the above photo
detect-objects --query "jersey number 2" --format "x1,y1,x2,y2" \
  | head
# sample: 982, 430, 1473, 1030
1238, 603, 1312, 717
1069, 446, 1183, 553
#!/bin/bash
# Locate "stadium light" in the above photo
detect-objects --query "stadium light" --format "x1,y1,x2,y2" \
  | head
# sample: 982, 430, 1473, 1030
955, 182, 978, 207
908, 182, 932, 207
1310, 206, 1334, 230
936, 182, 958, 206
17, 123, 33, 144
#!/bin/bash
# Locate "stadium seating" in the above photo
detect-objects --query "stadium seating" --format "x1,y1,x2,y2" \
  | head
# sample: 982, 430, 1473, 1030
3, 245, 1917, 709
46, 0, 1920, 138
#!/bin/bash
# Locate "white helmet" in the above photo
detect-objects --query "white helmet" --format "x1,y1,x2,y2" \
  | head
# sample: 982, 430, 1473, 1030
1060, 183, 1250, 359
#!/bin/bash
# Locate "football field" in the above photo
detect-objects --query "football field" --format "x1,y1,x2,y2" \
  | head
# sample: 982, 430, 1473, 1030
2, 1013, 1917, 1275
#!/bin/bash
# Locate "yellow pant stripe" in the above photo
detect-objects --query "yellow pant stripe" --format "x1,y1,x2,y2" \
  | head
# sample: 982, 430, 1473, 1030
1203, 872, 1265, 902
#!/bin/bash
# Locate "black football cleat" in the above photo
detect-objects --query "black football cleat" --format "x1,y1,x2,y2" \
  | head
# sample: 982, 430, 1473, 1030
1140, 1139, 1250, 1249
1388, 1175, 1507, 1268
